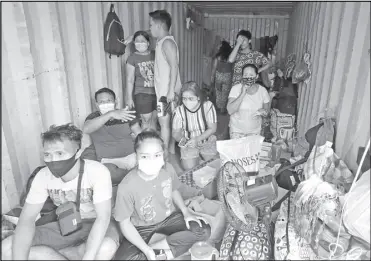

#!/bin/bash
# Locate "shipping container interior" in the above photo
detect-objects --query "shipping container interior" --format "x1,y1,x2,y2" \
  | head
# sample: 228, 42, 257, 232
1, 1, 370, 247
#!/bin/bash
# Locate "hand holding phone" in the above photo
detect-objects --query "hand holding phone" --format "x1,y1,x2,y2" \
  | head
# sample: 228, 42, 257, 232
153, 249, 167, 260
178, 137, 188, 148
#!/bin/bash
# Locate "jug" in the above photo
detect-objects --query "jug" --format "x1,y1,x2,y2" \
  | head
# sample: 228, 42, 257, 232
189, 241, 219, 260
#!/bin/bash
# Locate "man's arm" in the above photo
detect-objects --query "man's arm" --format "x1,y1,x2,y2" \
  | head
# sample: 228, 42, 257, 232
84, 110, 137, 135
82, 199, 112, 260
83, 113, 112, 134
13, 202, 44, 259
163, 39, 179, 99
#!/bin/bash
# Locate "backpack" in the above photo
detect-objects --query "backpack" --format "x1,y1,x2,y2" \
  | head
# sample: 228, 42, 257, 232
103, 4, 126, 58
6, 166, 58, 226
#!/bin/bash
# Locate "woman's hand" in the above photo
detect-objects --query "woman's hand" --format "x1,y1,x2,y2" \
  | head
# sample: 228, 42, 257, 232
253, 108, 268, 118
236, 35, 245, 47
126, 98, 135, 110
186, 137, 199, 148
183, 209, 208, 229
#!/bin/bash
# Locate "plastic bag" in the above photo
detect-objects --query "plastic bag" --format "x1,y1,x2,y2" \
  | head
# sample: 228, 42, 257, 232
343, 170, 370, 244
216, 135, 264, 173
292, 53, 311, 84
270, 108, 296, 142
303, 141, 334, 180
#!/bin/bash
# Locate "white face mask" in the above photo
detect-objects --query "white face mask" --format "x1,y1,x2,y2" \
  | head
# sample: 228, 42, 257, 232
138, 157, 164, 177
99, 103, 115, 114
135, 42, 148, 53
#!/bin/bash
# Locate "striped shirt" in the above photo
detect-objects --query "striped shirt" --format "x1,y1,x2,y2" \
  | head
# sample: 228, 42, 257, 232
173, 101, 217, 139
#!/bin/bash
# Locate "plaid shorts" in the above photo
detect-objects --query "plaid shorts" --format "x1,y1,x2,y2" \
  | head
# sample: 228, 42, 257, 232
180, 135, 218, 160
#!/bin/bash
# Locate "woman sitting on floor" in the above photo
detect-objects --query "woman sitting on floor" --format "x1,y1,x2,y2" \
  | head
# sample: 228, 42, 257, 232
172, 81, 218, 170
227, 64, 270, 139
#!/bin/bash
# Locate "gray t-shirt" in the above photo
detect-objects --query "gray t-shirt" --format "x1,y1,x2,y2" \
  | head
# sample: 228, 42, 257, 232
114, 162, 181, 226
126, 51, 156, 95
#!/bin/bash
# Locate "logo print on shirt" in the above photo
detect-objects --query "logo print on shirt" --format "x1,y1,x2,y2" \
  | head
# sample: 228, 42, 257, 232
140, 195, 156, 222
161, 178, 173, 216
138, 61, 155, 88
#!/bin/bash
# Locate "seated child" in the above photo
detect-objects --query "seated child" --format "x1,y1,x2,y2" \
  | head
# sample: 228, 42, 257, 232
172, 81, 218, 170
113, 130, 211, 260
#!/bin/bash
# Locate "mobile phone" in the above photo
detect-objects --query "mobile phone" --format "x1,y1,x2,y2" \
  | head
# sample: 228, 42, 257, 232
153, 249, 167, 260
178, 137, 188, 148
157, 96, 171, 117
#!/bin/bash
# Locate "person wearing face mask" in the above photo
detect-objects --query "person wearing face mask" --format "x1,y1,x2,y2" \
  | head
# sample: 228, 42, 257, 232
172, 81, 218, 170
113, 130, 211, 260
2, 124, 120, 260
227, 64, 271, 139
83, 88, 141, 185
228, 30, 271, 86
123, 10, 182, 158
126, 31, 157, 131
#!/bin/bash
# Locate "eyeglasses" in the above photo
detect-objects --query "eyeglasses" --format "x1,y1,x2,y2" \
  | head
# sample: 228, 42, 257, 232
182, 97, 198, 102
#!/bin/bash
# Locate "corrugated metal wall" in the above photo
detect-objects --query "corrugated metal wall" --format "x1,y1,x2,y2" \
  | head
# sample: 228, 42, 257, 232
204, 15, 290, 63
286, 2, 370, 172
1, 2, 204, 214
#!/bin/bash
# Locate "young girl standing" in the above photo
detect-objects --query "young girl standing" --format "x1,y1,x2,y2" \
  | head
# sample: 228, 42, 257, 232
126, 31, 157, 130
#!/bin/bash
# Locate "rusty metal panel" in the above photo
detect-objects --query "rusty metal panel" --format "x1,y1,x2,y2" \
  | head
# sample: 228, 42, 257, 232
286, 2, 370, 172
1, 2, 204, 213
204, 15, 290, 63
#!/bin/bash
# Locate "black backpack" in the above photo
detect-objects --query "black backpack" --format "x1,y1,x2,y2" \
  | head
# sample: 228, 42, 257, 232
103, 4, 126, 58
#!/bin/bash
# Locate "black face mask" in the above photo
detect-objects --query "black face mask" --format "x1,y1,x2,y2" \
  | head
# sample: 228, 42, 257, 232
45, 152, 78, 178
242, 77, 256, 86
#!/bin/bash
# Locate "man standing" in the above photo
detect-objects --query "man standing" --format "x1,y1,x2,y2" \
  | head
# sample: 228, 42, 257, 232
149, 10, 182, 156
83, 88, 141, 185
1, 124, 120, 260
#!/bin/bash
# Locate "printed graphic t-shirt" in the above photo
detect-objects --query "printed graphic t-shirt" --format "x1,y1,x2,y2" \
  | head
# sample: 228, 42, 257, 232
228, 84, 270, 135
232, 50, 269, 85
26, 159, 112, 219
114, 162, 181, 226
126, 51, 156, 95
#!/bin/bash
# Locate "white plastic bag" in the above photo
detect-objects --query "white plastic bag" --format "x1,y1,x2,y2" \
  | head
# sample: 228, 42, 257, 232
216, 135, 264, 173
303, 141, 334, 179
343, 170, 370, 244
